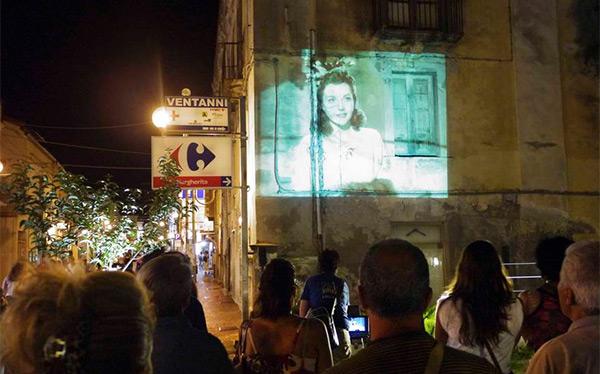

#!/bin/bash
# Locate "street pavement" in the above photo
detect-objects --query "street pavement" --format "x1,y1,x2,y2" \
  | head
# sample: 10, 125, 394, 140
197, 274, 241, 356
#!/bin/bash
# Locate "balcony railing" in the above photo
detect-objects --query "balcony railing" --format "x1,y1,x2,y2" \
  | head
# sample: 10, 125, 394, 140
374, 0, 463, 42
222, 41, 243, 80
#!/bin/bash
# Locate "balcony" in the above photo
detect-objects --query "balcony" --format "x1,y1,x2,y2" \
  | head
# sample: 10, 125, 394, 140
221, 41, 243, 80
374, 0, 463, 42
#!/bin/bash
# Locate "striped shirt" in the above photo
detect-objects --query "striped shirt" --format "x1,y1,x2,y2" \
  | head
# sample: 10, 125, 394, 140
324, 331, 499, 374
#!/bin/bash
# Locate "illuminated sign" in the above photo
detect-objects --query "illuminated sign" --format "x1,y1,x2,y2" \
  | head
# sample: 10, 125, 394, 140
151, 136, 233, 189
256, 51, 448, 197
163, 96, 229, 132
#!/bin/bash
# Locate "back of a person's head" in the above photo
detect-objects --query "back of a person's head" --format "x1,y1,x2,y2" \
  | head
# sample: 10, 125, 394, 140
135, 248, 166, 272
449, 240, 513, 346
137, 254, 193, 317
0, 266, 153, 374
6, 261, 27, 282
318, 249, 340, 274
452, 240, 512, 294
560, 240, 599, 314
254, 258, 295, 319
535, 236, 574, 282
3, 261, 32, 297
359, 239, 429, 318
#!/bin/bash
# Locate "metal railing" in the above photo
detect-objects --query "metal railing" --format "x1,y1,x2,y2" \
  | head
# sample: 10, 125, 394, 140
374, 0, 463, 42
222, 41, 243, 80
504, 262, 542, 293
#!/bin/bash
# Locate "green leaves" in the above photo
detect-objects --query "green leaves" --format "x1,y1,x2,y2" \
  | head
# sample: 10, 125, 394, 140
140, 153, 183, 253
1, 152, 182, 268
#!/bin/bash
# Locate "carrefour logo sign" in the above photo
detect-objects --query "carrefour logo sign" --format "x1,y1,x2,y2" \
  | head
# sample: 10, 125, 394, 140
151, 136, 233, 189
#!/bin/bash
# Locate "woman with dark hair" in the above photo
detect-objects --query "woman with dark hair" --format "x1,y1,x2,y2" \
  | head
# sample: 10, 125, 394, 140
519, 236, 573, 351
435, 241, 523, 374
236, 258, 333, 373
292, 67, 384, 191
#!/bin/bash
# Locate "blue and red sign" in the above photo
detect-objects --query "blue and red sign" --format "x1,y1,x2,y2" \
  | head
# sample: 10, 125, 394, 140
151, 136, 233, 189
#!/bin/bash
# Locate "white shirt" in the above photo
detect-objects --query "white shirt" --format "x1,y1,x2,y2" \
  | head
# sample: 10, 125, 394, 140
290, 126, 384, 191
436, 295, 524, 374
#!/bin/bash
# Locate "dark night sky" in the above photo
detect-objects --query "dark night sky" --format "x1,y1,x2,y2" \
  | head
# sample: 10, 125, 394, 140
1, 0, 219, 189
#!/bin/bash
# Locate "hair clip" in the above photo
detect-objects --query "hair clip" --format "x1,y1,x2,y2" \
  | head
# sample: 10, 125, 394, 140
312, 58, 356, 81
43, 336, 67, 361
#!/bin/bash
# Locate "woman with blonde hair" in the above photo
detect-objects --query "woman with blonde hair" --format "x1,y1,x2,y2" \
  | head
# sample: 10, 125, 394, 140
0, 266, 154, 374
435, 240, 523, 374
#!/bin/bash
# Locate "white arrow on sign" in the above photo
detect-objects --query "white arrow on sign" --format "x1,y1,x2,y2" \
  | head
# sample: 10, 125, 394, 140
222, 177, 232, 187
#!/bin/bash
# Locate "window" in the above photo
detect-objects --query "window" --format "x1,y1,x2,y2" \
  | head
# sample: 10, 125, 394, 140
374, 0, 463, 42
392, 72, 440, 156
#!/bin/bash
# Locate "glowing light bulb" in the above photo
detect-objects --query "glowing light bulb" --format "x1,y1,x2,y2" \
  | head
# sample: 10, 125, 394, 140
152, 107, 171, 128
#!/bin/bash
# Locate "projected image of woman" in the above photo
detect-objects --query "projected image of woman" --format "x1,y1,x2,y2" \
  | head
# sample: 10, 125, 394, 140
292, 66, 384, 191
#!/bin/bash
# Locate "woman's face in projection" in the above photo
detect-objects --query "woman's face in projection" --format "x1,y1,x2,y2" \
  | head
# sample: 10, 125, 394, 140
322, 83, 355, 127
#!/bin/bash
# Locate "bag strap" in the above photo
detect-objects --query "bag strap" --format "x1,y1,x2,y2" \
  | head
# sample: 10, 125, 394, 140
237, 320, 251, 358
483, 340, 503, 373
291, 319, 306, 349
424, 340, 444, 374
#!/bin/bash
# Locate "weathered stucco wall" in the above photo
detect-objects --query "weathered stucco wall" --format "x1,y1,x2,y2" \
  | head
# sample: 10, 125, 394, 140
557, 0, 599, 235
0, 120, 62, 281
223, 0, 599, 302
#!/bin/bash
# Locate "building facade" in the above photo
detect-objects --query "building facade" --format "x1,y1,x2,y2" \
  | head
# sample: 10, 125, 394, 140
212, 0, 599, 312
0, 117, 62, 281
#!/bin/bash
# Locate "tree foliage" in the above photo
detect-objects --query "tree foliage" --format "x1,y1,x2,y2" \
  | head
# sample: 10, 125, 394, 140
1, 152, 182, 268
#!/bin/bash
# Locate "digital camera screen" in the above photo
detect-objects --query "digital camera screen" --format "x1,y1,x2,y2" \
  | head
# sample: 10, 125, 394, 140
348, 316, 369, 339
256, 51, 448, 197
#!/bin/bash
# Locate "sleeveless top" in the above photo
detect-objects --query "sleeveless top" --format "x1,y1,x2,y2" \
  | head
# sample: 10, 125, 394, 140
244, 320, 317, 374
436, 295, 523, 374
521, 285, 571, 351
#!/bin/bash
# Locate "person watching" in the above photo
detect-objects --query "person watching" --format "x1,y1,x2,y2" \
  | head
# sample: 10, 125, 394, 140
299, 249, 352, 362
325, 239, 496, 374
0, 266, 154, 374
520, 236, 573, 351
526, 241, 599, 374
435, 240, 523, 374
137, 254, 233, 374
236, 258, 333, 373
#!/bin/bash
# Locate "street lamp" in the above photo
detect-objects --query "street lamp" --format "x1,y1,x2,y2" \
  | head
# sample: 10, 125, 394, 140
152, 107, 170, 128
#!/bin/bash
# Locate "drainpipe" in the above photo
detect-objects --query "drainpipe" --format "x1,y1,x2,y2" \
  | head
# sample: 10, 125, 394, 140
307, 0, 323, 252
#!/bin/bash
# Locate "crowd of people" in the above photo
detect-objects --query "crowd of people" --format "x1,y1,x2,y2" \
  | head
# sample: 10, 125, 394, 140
0, 236, 597, 374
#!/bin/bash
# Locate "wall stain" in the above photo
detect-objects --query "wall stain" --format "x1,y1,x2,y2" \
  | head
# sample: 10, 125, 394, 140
526, 141, 558, 149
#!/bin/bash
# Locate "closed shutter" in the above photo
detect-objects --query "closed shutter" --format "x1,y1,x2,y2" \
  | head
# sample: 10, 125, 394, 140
392, 72, 439, 156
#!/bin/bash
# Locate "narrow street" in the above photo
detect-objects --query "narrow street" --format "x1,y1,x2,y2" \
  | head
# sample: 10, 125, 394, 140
197, 275, 241, 356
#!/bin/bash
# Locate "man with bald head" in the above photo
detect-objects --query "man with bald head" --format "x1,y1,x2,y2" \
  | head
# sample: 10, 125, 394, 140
325, 239, 496, 374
